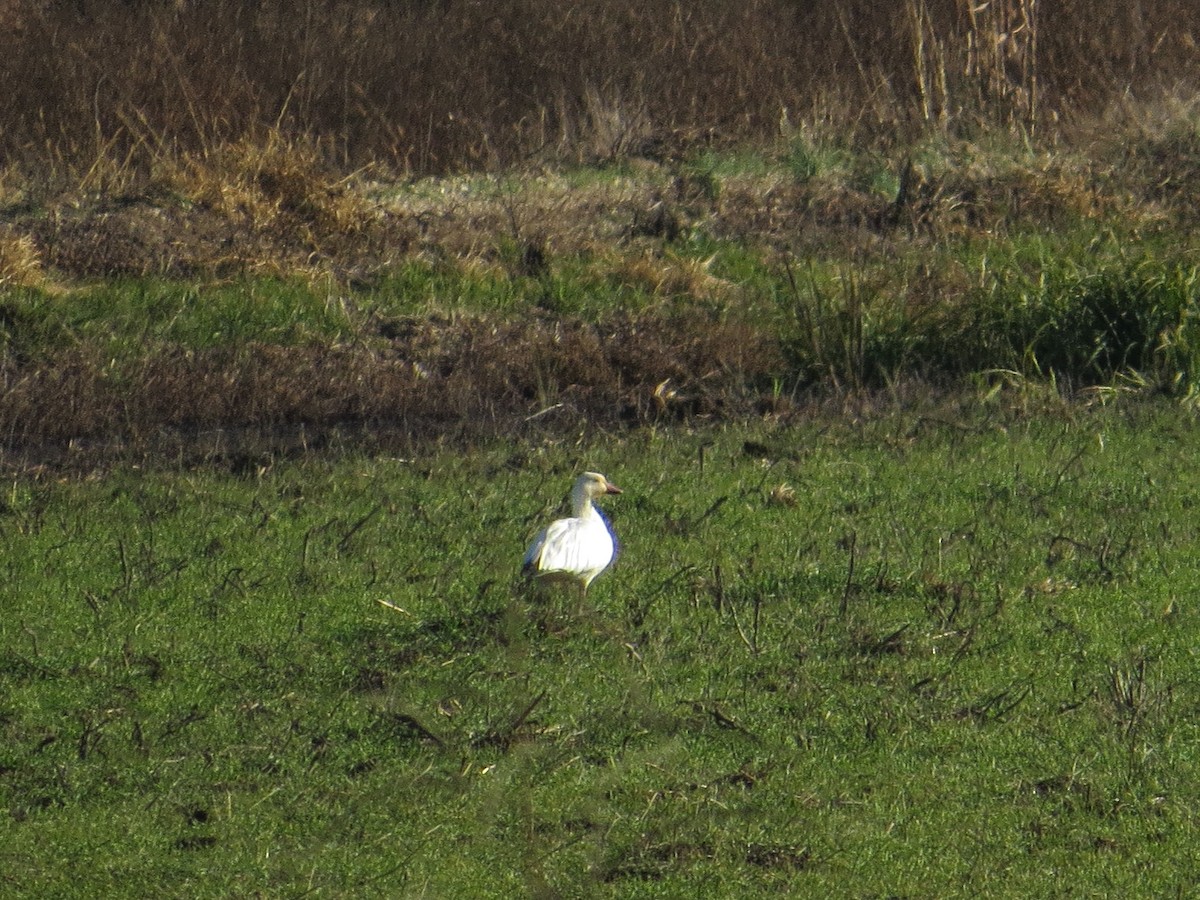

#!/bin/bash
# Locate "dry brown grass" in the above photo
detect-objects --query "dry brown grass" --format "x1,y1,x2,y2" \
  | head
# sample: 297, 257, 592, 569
161, 134, 376, 237
0, 1, 1194, 281
0, 116, 1182, 288
0, 228, 42, 288
608, 251, 731, 302
0, 0, 1195, 183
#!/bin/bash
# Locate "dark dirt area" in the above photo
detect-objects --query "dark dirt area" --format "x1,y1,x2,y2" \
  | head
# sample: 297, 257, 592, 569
0, 310, 789, 474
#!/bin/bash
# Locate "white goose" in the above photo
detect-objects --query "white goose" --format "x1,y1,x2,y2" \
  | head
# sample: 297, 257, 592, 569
523, 472, 622, 593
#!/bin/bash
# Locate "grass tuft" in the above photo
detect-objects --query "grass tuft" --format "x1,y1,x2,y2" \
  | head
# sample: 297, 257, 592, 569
0, 228, 43, 289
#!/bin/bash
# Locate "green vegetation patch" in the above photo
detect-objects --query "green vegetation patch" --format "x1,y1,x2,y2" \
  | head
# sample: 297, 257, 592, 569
1, 277, 354, 358
4, 403, 1200, 895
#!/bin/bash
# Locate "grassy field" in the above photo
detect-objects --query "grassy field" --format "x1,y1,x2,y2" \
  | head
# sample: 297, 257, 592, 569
3, 6, 1200, 895
3, 399, 1200, 896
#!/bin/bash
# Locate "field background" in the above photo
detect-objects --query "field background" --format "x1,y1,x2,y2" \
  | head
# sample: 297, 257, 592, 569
3, 1, 1200, 897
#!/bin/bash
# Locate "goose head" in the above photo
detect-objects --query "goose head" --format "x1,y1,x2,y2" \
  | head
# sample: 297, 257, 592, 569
571, 471, 622, 513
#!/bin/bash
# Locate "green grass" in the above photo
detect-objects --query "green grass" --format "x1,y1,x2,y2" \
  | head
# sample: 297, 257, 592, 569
1, 277, 356, 358
4, 400, 1200, 895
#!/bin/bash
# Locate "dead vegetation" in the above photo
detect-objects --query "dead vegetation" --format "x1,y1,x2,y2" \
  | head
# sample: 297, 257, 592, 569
6, 134, 1179, 285
0, 311, 784, 471
0, 228, 42, 288
2, 0, 1197, 181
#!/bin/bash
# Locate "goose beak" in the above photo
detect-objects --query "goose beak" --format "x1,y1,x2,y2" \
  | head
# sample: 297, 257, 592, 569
605, 480, 623, 495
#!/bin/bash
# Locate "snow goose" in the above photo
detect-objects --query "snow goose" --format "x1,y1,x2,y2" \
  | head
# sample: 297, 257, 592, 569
523, 472, 622, 594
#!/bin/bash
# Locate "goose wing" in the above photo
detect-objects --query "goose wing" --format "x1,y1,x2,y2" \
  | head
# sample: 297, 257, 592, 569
523, 515, 615, 582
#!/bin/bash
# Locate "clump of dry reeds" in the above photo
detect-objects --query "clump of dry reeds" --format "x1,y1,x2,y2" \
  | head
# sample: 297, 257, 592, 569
0, 229, 43, 288
160, 133, 376, 237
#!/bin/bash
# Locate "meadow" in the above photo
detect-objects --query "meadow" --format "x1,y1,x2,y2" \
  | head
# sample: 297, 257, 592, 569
3, 1, 1200, 896
4, 401, 1200, 897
